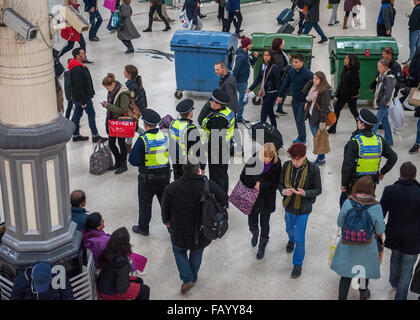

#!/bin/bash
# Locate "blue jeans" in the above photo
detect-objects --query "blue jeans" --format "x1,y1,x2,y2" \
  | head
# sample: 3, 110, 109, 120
409, 29, 420, 61
89, 10, 103, 40
416, 118, 420, 145
172, 244, 204, 284
372, 106, 393, 146
308, 117, 325, 161
303, 22, 328, 41
71, 99, 98, 136
237, 82, 248, 121
389, 250, 418, 300
292, 100, 306, 142
261, 93, 277, 127
276, 91, 287, 113
285, 211, 310, 267
65, 99, 73, 119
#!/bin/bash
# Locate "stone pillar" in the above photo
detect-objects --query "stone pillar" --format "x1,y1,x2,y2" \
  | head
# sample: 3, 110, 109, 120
0, 0, 82, 281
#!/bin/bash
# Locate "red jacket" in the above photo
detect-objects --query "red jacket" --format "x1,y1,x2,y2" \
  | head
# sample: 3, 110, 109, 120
61, 2, 81, 42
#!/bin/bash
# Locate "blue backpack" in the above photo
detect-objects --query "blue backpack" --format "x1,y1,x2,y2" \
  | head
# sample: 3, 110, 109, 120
341, 200, 375, 245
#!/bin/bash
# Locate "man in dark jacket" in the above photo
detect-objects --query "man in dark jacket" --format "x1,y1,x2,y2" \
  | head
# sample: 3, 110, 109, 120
232, 37, 258, 123
340, 109, 397, 207
215, 61, 239, 115
278, 54, 314, 144
302, 0, 328, 44
69, 48, 107, 143
71, 189, 88, 231
279, 142, 322, 279
11, 262, 74, 300
226, 0, 242, 35
64, 58, 73, 119
162, 160, 228, 294
380, 162, 420, 300
83, 0, 102, 41
406, 0, 420, 63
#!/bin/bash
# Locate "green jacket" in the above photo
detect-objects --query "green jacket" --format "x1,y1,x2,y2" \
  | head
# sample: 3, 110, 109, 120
105, 85, 130, 119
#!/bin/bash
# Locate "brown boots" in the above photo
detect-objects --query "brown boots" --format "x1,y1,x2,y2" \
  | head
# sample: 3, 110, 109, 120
343, 16, 348, 29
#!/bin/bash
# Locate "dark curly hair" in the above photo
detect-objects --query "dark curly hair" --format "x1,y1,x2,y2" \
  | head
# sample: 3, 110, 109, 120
287, 142, 306, 159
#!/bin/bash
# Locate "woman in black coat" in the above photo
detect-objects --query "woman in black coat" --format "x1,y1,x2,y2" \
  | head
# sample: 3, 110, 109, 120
328, 54, 361, 134
240, 143, 282, 260
247, 49, 281, 127
271, 38, 290, 115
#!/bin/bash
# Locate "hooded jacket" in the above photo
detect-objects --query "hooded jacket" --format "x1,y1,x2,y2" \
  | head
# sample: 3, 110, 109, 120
68, 59, 95, 105
82, 229, 110, 266
374, 70, 395, 108
97, 256, 132, 295
232, 47, 257, 83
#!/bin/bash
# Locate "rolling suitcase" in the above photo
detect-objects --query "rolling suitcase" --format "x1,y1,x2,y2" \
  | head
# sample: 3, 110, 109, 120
277, 8, 294, 25
277, 19, 299, 34
250, 121, 283, 150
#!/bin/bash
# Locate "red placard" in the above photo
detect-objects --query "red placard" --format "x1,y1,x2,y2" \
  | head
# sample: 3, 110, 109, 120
108, 119, 136, 138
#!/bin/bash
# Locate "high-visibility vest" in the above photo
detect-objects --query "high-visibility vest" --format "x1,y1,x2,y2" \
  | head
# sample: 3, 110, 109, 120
169, 119, 195, 157
352, 133, 383, 176
140, 130, 169, 170
202, 107, 235, 142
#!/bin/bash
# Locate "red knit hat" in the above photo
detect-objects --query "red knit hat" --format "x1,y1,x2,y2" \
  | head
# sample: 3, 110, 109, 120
241, 37, 252, 48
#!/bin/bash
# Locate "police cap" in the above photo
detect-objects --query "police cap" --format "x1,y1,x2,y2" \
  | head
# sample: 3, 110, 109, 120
176, 99, 194, 113
357, 109, 377, 126
141, 108, 161, 126
210, 89, 230, 105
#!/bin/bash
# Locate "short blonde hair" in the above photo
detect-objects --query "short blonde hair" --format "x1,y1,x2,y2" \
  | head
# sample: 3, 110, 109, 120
259, 143, 278, 164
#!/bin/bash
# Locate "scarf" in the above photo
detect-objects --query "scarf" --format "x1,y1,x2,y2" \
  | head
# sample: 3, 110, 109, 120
306, 86, 318, 116
263, 161, 273, 174
282, 159, 309, 210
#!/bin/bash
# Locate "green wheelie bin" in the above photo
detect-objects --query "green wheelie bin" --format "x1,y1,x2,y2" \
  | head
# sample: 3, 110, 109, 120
329, 36, 399, 101
250, 33, 313, 105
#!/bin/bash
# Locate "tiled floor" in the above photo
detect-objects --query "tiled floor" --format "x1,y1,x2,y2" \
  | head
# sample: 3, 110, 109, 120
49, 0, 419, 299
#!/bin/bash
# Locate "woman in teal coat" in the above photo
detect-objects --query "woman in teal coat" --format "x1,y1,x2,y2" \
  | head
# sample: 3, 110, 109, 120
330, 176, 385, 300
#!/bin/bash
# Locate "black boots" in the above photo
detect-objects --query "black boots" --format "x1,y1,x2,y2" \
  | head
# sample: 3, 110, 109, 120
115, 161, 127, 174
250, 229, 259, 247
256, 237, 269, 260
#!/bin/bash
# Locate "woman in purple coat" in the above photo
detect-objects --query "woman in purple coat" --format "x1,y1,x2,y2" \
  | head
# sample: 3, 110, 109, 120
82, 212, 111, 267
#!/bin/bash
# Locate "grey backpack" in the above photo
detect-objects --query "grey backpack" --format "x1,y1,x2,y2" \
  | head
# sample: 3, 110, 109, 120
89, 142, 113, 175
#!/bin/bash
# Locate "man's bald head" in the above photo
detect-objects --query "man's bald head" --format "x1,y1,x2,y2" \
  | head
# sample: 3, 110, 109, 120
71, 190, 86, 208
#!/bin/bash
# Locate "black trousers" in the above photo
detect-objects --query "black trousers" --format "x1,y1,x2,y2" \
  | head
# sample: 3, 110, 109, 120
148, 5, 169, 28
248, 212, 272, 238
339, 277, 370, 300
226, 11, 243, 34
108, 136, 127, 166
377, 23, 390, 37
331, 96, 359, 131
172, 163, 184, 181
208, 163, 229, 195
121, 40, 134, 51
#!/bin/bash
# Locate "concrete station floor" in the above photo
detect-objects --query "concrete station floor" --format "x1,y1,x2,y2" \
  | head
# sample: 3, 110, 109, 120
48, 0, 419, 299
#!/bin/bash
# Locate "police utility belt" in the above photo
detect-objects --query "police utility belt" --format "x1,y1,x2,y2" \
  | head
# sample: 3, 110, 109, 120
140, 170, 169, 184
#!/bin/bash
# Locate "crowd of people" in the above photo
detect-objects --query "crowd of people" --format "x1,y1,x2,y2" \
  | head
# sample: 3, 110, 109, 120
6, 0, 420, 301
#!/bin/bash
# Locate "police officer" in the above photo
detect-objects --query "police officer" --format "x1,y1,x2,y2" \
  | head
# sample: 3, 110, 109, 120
199, 89, 235, 194
169, 99, 206, 180
129, 109, 170, 236
340, 109, 397, 207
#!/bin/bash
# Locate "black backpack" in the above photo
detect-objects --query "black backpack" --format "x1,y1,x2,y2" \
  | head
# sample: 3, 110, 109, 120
199, 177, 228, 241
250, 121, 283, 150
52, 48, 64, 77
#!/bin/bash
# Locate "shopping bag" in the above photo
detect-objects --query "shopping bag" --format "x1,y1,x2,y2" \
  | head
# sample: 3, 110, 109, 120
111, 11, 120, 28
108, 118, 136, 138
229, 180, 259, 215
389, 97, 405, 129
313, 129, 330, 155
329, 228, 341, 267
179, 10, 192, 29
104, 0, 117, 12
89, 143, 112, 175
409, 87, 420, 106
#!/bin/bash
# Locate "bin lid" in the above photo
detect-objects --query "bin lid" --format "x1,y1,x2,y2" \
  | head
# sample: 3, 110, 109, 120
170, 30, 238, 50
329, 36, 399, 56
251, 33, 313, 52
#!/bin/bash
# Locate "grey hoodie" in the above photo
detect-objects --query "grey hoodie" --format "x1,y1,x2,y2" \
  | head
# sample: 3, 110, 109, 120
374, 71, 395, 108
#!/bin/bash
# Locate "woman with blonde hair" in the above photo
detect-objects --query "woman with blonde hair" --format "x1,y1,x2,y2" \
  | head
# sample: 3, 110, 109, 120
101, 73, 131, 174
239, 143, 282, 259
303, 71, 332, 166
330, 176, 386, 300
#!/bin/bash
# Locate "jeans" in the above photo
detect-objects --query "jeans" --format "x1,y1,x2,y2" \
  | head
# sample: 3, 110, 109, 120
372, 106, 393, 146
276, 91, 287, 113
71, 99, 98, 137
291, 100, 306, 142
330, 97, 359, 131
416, 118, 420, 145
389, 250, 418, 300
308, 117, 325, 161
261, 93, 277, 127
65, 99, 73, 119
248, 212, 272, 239
409, 29, 420, 62
284, 211, 310, 267
59, 34, 86, 57
88, 10, 103, 40
172, 244, 204, 284
328, 3, 339, 24
303, 22, 328, 41
226, 11, 243, 34
237, 82, 248, 121
148, 5, 169, 28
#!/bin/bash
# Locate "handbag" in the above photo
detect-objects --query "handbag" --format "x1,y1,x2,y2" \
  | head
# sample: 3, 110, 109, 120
409, 86, 420, 106
329, 228, 341, 267
89, 142, 113, 175
257, 65, 274, 98
108, 116, 137, 138
313, 128, 330, 155
111, 11, 120, 28
127, 94, 142, 121
389, 97, 405, 129
229, 180, 259, 215
179, 4, 198, 29
315, 101, 337, 127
